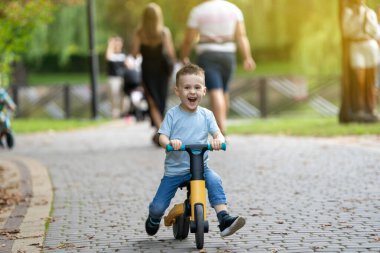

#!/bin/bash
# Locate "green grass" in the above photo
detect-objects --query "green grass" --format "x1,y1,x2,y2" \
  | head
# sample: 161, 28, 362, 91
28, 73, 108, 86
227, 116, 380, 136
12, 118, 109, 134
11, 116, 380, 136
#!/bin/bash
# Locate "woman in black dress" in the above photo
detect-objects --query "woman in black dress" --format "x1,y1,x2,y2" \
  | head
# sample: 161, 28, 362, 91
131, 3, 176, 145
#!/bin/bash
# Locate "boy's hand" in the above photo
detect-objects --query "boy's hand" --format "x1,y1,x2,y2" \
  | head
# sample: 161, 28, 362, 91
211, 131, 225, 151
210, 139, 222, 151
170, 139, 182, 150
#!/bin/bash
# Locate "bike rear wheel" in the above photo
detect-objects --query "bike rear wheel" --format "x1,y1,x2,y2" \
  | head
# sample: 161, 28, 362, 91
194, 204, 204, 249
173, 214, 190, 240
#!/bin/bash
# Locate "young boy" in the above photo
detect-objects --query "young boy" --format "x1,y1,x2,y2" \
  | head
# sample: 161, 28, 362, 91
0, 87, 16, 148
145, 64, 245, 237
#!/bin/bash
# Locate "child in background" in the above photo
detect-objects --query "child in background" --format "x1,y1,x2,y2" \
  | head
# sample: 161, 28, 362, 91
0, 88, 16, 148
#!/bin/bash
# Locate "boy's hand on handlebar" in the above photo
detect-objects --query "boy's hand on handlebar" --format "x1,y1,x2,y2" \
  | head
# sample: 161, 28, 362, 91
170, 139, 182, 150
210, 139, 222, 151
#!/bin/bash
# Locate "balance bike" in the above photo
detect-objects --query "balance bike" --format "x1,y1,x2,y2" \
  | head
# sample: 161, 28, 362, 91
163, 143, 226, 249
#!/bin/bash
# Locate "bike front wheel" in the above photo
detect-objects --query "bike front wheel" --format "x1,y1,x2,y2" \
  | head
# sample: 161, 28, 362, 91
194, 204, 204, 249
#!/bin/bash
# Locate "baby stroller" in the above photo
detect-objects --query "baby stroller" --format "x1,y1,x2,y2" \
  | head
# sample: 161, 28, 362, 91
123, 56, 148, 121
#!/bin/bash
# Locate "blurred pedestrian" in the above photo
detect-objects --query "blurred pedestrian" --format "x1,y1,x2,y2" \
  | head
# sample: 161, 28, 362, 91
0, 87, 16, 148
376, 5, 380, 100
181, 0, 256, 135
342, 0, 379, 122
106, 36, 127, 119
131, 2, 176, 146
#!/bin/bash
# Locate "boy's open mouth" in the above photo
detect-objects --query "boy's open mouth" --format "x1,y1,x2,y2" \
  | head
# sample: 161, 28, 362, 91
188, 97, 197, 103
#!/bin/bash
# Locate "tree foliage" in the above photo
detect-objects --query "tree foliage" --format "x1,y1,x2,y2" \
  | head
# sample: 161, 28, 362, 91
0, 0, 55, 86
0, 0, 86, 87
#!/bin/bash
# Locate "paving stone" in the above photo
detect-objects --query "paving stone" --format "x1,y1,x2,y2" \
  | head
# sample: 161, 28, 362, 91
9, 121, 380, 252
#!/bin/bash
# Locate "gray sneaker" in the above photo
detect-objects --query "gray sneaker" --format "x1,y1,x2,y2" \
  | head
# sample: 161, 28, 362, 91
219, 216, 245, 237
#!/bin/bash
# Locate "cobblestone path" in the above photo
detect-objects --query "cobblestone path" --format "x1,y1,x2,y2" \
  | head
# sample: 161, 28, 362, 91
11, 121, 380, 253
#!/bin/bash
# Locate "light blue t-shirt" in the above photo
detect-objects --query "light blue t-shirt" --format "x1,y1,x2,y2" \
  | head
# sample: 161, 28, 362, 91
158, 105, 220, 177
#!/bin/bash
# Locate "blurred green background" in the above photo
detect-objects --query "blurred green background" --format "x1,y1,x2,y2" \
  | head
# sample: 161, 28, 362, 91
0, 0, 366, 82
2, 0, 380, 83
2, 0, 380, 135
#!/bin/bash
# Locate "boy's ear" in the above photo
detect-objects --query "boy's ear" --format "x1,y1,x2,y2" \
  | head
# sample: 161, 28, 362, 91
174, 85, 180, 96
203, 86, 207, 95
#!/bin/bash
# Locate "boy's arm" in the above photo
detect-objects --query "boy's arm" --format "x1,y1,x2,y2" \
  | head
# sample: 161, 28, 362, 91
210, 131, 225, 151
158, 134, 170, 149
158, 134, 182, 150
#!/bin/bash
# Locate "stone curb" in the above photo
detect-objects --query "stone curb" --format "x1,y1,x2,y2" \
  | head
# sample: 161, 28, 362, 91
0, 155, 53, 253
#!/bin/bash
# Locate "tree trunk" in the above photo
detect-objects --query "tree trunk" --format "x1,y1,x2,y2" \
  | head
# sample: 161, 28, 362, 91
338, 0, 354, 123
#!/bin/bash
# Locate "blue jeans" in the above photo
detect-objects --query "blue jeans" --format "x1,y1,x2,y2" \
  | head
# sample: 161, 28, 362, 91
197, 51, 236, 92
148, 167, 227, 220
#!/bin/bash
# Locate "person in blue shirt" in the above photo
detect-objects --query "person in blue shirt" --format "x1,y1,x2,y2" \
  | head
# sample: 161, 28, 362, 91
0, 88, 16, 148
145, 64, 245, 238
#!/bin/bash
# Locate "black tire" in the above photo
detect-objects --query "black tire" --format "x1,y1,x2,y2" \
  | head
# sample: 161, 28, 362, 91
6, 132, 14, 149
194, 204, 204, 249
182, 216, 190, 239
173, 214, 184, 239
173, 214, 190, 240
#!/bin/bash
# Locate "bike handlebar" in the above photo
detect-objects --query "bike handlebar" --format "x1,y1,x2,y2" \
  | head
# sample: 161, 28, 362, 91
166, 143, 226, 152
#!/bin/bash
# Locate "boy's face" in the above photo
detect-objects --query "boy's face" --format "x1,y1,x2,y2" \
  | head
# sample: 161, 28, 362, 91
175, 74, 206, 112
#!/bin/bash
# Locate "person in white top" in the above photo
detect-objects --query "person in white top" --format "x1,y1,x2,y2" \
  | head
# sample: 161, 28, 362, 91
106, 36, 127, 119
181, 0, 256, 134
342, 0, 379, 122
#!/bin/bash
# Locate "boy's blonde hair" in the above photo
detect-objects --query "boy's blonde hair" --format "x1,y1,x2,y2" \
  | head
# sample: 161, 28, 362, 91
175, 64, 205, 87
